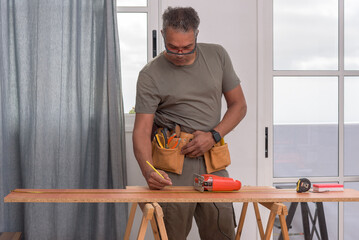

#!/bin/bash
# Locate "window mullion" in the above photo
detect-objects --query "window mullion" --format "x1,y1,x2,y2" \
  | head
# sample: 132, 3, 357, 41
338, 0, 345, 182
339, 0, 345, 72
338, 1, 345, 239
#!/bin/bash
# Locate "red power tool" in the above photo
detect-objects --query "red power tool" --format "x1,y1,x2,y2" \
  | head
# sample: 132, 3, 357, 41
193, 174, 242, 192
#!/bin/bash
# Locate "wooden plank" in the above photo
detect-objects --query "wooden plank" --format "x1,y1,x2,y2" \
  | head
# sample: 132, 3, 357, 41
5, 187, 359, 203
126, 186, 276, 190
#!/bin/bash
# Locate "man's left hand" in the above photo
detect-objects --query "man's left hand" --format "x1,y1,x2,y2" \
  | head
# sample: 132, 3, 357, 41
180, 130, 215, 157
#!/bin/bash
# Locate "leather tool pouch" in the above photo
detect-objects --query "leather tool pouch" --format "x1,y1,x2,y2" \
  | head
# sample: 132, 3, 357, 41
204, 142, 231, 174
152, 141, 185, 175
152, 128, 189, 175
152, 126, 231, 174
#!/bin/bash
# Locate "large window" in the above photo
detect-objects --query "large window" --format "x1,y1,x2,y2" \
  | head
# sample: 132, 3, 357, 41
116, 0, 158, 113
273, 0, 338, 70
344, 0, 359, 70
259, 0, 359, 239
273, 76, 338, 178
344, 77, 359, 176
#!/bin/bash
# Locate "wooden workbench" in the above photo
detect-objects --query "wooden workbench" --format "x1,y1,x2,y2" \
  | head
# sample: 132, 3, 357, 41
5, 186, 359, 203
5, 186, 359, 240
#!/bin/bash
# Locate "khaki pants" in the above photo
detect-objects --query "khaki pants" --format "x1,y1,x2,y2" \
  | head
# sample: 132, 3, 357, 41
159, 156, 236, 240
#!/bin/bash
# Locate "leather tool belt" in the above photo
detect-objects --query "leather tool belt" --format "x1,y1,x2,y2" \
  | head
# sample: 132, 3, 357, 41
151, 127, 231, 175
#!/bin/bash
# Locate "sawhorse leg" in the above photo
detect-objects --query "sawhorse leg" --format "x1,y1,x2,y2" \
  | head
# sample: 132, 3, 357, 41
124, 203, 138, 240
235, 202, 289, 240
124, 202, 168, 240
137, 203, 155, 239
236, 202, 266, 239
260, 203, 289, 240
235, 202, 249, 239
279, 202, 298, 240
151, 203, 168, 240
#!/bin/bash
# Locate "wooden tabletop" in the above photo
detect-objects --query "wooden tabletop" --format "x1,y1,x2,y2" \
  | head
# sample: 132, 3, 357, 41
4, 186, 359, 203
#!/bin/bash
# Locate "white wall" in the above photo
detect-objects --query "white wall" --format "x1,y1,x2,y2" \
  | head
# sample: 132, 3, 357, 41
125, 0, 259, 239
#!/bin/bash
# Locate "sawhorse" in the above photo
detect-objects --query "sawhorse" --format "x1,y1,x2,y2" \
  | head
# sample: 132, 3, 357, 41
125, 201, 289, 240
124, 202, 167, 240
236, 202, 290, 240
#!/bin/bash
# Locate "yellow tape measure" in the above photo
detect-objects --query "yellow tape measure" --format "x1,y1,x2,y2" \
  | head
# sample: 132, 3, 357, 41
296, 178, 311, 193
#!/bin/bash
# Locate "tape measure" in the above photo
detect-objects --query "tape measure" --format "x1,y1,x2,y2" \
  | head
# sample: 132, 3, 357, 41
296, 178, 311, 193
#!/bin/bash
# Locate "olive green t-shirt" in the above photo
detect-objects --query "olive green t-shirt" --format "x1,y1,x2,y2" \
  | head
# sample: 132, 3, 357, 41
135, 43, 240, 133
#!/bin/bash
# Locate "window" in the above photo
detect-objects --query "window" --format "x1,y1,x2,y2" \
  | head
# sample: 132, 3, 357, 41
344, 77, 359, 176
259, 0, 359, 239
273, 76, 338, 177
344, 0, 359, 70
116, 0, 158, 113
273, 0, 338, 70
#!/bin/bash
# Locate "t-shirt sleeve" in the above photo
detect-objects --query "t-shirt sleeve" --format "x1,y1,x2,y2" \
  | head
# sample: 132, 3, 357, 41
220, 46, 241, 93
135, 71, 160, 114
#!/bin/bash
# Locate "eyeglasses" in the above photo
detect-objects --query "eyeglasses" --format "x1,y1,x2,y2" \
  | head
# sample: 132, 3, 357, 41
164, 37, 197, 56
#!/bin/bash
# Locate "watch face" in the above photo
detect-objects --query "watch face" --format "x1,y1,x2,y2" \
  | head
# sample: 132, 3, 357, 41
211, 130, 221, 143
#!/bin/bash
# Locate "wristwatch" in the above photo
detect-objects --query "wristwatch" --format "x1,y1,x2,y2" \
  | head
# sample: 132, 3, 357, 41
209, 129, 221, 143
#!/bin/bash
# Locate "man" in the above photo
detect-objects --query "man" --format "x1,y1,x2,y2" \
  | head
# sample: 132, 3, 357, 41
133, 6, 247, 240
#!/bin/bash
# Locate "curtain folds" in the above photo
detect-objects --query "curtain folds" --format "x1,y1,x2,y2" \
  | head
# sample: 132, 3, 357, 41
0, 0, 127, 239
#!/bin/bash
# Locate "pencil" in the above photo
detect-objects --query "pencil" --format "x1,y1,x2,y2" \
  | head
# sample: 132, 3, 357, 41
146, 161, 165, 179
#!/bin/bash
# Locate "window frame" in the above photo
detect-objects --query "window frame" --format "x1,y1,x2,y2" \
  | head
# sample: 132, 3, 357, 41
116, 0, 160, 120
258, 0, 359, 238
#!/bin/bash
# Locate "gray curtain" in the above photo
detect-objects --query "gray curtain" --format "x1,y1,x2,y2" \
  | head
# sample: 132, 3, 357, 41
0, 0, 128, 239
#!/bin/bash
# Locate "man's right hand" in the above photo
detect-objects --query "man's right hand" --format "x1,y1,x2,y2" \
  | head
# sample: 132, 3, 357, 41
145, 169, 173, 190
133, 113, 173, 190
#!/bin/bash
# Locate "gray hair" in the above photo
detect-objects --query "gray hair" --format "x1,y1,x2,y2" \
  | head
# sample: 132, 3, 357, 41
162, 7, 200, 34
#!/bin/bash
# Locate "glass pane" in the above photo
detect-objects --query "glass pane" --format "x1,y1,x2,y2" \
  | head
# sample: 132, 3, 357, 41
344, 182, 359, 240
273, 77, 338, 177
117, 0, 147, 7
117, 13, 147, 113
273, 183, 338, 239
344, 77, 359, 175
344, 0, 359, 70
273, 0, 338, 70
